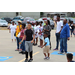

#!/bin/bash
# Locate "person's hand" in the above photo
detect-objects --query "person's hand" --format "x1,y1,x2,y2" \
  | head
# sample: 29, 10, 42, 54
41, 46, 43, 48
19, 42, 22, 44
31, 40, 34, 43
67, 37, 70, 40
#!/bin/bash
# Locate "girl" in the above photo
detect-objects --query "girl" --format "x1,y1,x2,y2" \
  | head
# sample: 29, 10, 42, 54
38, 22, 43, 47
10, 21, 16, 42
19, 23, 26, 54
43, 20, 51, 50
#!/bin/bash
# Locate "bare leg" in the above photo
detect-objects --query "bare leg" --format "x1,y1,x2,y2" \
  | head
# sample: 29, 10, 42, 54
15, 39, 16, 42
36, 38, 38, 44
41, 40, 43, 46
44, 53, 46, 57
48, 53, 50, 57
12, 39, 13, 42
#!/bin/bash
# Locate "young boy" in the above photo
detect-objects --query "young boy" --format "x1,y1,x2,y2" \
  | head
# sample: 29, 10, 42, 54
41, 32, 50, 60
66, 53, 75, 62
19, 24, 35, 62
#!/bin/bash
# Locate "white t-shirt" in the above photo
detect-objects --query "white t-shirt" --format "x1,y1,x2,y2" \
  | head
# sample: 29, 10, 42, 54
39, 26, 43, 35
56, 21, 63, 33
10, 24, 17, 32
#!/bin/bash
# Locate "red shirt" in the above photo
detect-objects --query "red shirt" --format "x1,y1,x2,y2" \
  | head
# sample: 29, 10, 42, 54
19, 28, 26, 40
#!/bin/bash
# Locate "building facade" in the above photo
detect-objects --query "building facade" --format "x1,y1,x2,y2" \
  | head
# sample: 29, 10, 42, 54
43, 12, 75, 17
0, 12, 40, 19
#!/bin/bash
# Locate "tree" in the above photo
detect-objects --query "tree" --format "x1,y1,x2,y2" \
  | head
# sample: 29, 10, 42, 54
40, 12, 44, 17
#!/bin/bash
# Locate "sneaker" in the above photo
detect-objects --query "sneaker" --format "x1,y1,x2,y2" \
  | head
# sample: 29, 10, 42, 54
15, 49, 19, 51
25, 59, 28, 62
22, 51, 26, 54
19, 49, 22, 51
53, 48, 58, 50
58, 51, 63, 54
44, 57, 48, 60
19, 51, 23, 54
28, 59, 33, 62
63, 52, 67, 55
47, 57, 50, 60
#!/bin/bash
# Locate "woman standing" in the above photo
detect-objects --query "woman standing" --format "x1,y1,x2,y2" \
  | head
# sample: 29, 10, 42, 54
70, 21, 75, 37
15, 20, 22, 51
43, 20, 51, 49
19, 23, 26, 54
10, 21, 16, 42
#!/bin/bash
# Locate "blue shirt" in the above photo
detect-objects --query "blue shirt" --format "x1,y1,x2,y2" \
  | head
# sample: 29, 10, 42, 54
60, 23, 70, 38
44, 37, 50, 46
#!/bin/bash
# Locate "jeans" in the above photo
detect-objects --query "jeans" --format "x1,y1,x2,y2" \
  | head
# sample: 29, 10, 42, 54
16, 37, 20, 49
19, 38, 25, 51
71, 29, 74, 35
56, 33, 60, 49
60, 38, 67, 53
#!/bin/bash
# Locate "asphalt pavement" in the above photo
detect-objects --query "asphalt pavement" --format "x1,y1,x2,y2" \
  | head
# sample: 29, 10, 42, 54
0, 30, 75, 62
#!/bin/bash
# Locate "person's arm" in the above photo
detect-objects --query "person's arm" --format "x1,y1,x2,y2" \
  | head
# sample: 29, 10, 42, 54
41, 42, 47, 48
19, 35, 26, 44
67, 25, 70, 40
58, 21, 63, 33
31, 34, 35, 43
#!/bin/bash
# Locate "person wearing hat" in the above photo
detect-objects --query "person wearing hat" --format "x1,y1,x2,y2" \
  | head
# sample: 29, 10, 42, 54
15, 20, 22, 51
43, 18, 47, 26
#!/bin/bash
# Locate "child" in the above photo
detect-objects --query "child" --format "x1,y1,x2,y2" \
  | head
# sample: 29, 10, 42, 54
38, 22, 43, 47
19, 23, 26, 54
41, 32, 50, 60
19, 24, 35, 62
66, 53, 75, 62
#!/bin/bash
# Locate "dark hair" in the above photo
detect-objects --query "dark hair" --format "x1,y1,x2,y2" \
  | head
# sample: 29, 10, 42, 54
57, 15, 60, 18
44, 32, 49, 36
47, 20, 50, 25
22, 23, 26, 28
36, 21, 39, 25
12, 21, 15, 23
66, 53, 73, 60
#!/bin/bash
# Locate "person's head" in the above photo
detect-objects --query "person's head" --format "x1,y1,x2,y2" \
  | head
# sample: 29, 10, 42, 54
12, 21, 15, 25
39, 22, 42, 26
63, 19, 67, 25
57, 15, 60, 21
22, 23, 26, 29
36, 21, 39, 26
27, 24, 31, 29
71, 21, 73, 24
44, 32, 48, 38
66, 53, 73, 62
27, 20, 30, 24
45, 20, 50, 25
18, 20, 22, 25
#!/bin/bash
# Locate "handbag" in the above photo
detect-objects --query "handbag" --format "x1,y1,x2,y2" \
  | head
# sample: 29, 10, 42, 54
14, 32, 16, 36
17, 32, 21, 37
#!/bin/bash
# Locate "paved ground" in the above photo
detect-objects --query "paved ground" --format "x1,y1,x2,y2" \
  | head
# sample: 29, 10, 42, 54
0, 30, 75, 62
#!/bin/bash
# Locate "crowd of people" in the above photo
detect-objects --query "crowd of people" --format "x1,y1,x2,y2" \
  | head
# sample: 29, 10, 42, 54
8, 15, 75, 62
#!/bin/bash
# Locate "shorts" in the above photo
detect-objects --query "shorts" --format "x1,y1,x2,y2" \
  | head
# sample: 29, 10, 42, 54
39, 35, 43, 40
43, 46, 50, 53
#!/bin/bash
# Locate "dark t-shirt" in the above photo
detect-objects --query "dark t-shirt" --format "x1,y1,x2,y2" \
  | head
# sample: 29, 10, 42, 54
24, 29, 34, 41
71, 24, 74, 29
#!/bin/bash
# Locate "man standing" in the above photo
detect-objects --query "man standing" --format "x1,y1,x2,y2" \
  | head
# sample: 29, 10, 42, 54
54, 15, 63, 50
58, 19, 70, 54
